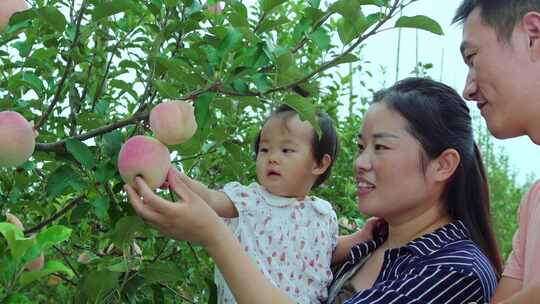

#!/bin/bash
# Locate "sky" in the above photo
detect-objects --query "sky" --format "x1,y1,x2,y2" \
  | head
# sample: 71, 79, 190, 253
351, 1, 539, 184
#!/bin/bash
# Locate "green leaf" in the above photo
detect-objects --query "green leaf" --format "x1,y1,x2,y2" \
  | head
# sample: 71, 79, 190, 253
19, 260, 74, 287
194, 93, 215, 130
394, 15, 444, 35
308, 27, 331, 50
337, 14, 369, 45
22, 225, 72, 264
66, 139, 95, 169
327, 53, 360, 69
218, 27, 243, 54
103, 131, 123, 159
259, 0, 288, 14
46, 165, 77, 198
152, 80, 180, 99
110, 216, 145, 247
90, 196, 109, 219
36, 6, 66, 32
21, 73, 45, 97
0, 223, 35, 262
92, 0, 138, 20
140, 261, 185, 283
308, 0, 321, 8
4, 293, 32, 304
283, 94, 321, 138
36, 226, 72, 251
80, 270, 120, 302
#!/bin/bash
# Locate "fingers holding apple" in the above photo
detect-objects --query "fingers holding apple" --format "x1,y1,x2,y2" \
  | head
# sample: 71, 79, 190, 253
118, 135, 171, 190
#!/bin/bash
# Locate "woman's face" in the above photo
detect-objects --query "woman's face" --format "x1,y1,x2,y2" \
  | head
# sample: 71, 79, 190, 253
354, 103, 438, 223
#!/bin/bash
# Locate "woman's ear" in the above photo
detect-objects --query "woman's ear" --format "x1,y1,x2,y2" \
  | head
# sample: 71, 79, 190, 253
312, 154, 332, 176
430, 148, 461, 182
522, 12, 540, 61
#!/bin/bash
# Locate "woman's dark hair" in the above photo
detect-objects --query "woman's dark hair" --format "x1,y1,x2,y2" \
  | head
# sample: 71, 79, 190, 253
372, 77, 502, 276
253, 104, 339, 189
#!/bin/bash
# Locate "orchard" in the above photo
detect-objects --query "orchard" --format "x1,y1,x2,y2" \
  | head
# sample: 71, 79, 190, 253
0, 0, 445, 302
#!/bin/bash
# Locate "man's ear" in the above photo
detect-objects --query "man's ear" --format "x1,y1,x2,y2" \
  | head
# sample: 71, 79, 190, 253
313, 154, 332, 176
522, 12, 540, 61
429, 149, 460, 183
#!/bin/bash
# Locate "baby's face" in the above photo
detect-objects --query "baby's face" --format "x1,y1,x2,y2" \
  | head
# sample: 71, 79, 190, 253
255, 114, 319, 199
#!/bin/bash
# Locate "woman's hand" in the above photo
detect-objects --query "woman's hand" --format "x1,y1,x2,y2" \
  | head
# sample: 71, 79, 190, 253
125, 166, 225, 248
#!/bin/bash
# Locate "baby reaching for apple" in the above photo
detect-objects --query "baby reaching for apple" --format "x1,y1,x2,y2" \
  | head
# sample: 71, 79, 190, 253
177, 105, 376, 304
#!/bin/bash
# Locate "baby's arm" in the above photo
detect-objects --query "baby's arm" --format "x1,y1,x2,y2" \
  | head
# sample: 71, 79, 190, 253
331, 217, 380, 265
176, 172, 238, 218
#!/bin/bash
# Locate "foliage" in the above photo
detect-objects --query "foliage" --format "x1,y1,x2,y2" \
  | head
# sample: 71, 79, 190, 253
474, 118, 534, 261
0, 0, 445, 301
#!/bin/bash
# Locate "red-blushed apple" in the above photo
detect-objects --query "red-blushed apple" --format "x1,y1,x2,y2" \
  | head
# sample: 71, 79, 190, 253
77, 252, 91, 264
117, 135, 171, 190
0, 0, 28, 31
0, 111, 36, 167
207, 1, 223, 15
149, 100, 197, 145
5, 212, 24, 230
5, 212, 45, 271
25, 254, 44, 271
47, 274, 62, 286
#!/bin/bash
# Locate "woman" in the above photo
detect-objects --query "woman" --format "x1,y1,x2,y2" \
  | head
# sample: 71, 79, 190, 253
126, 77, 501, 304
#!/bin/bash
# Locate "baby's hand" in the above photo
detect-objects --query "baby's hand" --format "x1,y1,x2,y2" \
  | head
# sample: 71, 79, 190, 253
354, 217, 386, 242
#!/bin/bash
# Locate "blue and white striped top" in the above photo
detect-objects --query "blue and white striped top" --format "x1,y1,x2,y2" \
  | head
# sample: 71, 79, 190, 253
329, 221, 498, 304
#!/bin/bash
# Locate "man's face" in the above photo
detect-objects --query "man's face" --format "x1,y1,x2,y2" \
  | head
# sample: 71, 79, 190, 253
461, 8, 540, 139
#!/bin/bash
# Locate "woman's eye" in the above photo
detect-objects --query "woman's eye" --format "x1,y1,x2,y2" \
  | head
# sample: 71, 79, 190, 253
375, 144, 388, 150
259, 148, 269, 153
357, 143, 365, 152
282, 148, 294, 153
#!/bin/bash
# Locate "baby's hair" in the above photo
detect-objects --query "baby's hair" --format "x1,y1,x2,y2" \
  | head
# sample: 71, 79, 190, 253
253, 104, 339, 188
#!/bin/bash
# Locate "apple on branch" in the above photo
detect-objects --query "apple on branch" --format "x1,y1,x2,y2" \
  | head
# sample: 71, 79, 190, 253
149, 100, 198, 146
0, 111, 37, 167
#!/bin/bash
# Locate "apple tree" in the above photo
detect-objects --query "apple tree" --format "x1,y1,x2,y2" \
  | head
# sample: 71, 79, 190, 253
0, 0, 442, 302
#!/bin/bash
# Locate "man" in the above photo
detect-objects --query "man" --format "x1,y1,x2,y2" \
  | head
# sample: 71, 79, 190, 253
453, 1, 540, 303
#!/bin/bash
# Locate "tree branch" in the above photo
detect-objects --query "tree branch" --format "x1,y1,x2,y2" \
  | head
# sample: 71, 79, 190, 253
34, 1, 87, 131
262, 1, 400, 95
24, 195, 86, 235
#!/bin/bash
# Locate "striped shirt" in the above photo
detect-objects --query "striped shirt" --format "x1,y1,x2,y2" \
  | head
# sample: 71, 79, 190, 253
329, 221, 498, 304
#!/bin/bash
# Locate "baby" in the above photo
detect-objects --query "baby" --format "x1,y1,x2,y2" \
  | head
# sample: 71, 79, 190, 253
179, 105, 370, 303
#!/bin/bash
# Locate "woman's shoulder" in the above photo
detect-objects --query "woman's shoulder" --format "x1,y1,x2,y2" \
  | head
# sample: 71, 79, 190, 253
407, 221, 496, 276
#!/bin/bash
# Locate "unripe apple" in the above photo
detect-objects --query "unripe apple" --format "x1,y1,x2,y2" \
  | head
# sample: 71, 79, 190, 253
77, 252, 91, 264
207, 1, 223, 15
118, 135, 171, 190
5, 212, 45, 271
5, 212, 24, 230
0, 0, 28, 31
0, 111, 36, 167
149, 100, 197, 145
25, 254, 44, 271
47, 275, 62, 286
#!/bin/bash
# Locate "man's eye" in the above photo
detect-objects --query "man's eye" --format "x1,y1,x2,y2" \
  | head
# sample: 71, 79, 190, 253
282, 148, 294, 153
357, 143, 365, 152
375, 144, 389, 150
466, 53, 476, 66
259, 148, 269, 153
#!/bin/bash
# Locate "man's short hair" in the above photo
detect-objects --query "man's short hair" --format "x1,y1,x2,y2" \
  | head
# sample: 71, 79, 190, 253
453, 0, 540, 43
